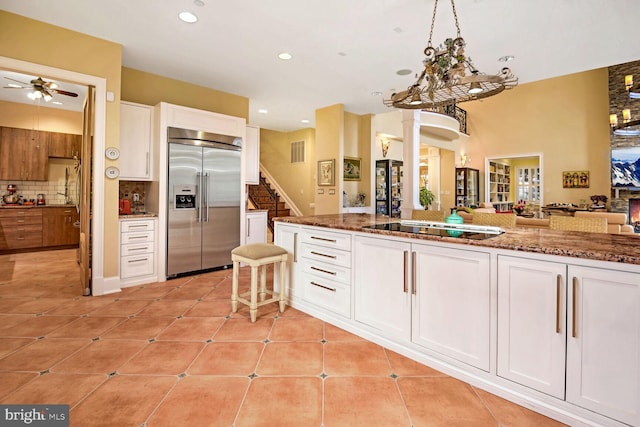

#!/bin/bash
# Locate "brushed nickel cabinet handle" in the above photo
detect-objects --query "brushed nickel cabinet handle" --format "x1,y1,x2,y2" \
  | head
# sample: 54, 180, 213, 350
310, 251, 336, 259
556, 274, 562, 334
128, 257, 149, 263
403, 250, 408, 293
572, 277, 578, 338
412, 251, 417, 295
311, 236, 336, 243
310, 266, 336, 276
293, 232, 298, 263
310, 281, 336, 292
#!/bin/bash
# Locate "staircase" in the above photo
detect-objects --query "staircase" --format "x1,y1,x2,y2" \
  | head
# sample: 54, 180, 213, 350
248, 173, 290, 232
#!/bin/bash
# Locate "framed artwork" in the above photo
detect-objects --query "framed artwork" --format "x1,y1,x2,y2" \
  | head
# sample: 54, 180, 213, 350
343, 157, 361, 181
562, 170, 589, 188
317, 159, 335, 186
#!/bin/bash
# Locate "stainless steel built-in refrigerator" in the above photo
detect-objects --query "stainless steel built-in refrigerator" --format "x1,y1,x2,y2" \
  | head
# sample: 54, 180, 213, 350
167, 127, 242, 277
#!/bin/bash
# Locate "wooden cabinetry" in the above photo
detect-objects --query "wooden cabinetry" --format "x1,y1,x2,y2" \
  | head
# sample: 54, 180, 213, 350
0, 209, 43, 250
0, 127, 49, 181
245, 125, 260, 184
245, 210, 267, 245
120, 218, 157, 286
120, 101, 153, 180
42, 207, 80, 247
48, 132, 81, 159
488, 160, 512, 211
498, 255, 640, 425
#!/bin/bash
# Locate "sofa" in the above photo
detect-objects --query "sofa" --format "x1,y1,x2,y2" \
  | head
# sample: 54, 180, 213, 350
456, 210, 634, 234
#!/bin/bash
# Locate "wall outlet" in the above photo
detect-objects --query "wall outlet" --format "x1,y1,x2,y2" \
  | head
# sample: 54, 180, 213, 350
133, 193, 139, 202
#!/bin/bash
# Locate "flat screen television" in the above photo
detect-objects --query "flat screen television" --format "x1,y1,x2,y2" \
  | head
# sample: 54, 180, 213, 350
611, 147, 640, 187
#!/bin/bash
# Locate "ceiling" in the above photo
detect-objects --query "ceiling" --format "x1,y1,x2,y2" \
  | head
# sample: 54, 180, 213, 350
1, 0, 640, 131
0, 69, 87, 112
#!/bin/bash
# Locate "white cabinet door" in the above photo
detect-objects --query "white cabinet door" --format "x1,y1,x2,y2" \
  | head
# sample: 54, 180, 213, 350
497, 255, 567, 399
245, 125, 260, 185
566, 265, 640, 426
120, 101, 153, 180
353, 235, 411, 341
412, 243, 491, 371
245, 210, 267, 245
274, 223, 300, 301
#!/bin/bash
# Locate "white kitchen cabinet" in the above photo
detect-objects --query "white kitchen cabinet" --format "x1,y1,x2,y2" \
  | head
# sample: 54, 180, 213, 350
412, 243, 491, 371
497, 255, 567, 399
120, 101, 153, 180
120, 218, 157, 287
245, 210, 267, 245
245, 125, 260, 184
353, 235, 411, 341
298, 227, 352, 318
566, 265, 640, 426
273, 222, 301, 302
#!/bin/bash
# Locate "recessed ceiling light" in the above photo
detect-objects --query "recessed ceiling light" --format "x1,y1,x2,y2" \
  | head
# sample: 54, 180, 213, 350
278, 52, 292, 60
178, 11, 198, 23
301, 119, 310, 124
52, 101, 63, 105
499, 55, 515, 62
258, 109, 268, 114
371, 91, 383, 97
396, 69, 412, 76
193, 0, 205, 6
338, 52, 347, 57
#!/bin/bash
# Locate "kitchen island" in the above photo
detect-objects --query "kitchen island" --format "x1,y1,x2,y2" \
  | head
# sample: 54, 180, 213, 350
274, 214, 640, 427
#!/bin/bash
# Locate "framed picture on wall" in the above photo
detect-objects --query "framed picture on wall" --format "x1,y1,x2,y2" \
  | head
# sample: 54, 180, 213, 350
343, 157, 361, 181
317, 159, 335, 186
562, 170, 589, 188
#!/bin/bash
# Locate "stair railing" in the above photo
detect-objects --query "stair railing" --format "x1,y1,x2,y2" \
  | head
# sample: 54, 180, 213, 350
248, 174, 279, 231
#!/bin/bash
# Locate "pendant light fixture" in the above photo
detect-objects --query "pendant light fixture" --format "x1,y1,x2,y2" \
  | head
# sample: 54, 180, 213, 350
384, 0, 518, 110
610, 74, 640, 136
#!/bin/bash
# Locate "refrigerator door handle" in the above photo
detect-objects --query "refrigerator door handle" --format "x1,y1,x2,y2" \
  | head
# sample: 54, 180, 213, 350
204, 172, 210, 222
196, 172, 202, 222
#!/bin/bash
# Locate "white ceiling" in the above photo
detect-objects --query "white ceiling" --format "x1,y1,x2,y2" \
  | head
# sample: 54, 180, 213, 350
1, 0, 640, 131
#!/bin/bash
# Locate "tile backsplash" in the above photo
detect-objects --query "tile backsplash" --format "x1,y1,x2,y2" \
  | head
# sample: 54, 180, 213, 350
119, 181, 148, 213
0, 159, 79, 205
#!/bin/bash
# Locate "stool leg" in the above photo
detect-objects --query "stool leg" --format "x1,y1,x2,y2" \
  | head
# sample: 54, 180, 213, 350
250, 265, 258, 323
278, 259, 286, 312
231, 260, 239, 313
259, 265, 267, 302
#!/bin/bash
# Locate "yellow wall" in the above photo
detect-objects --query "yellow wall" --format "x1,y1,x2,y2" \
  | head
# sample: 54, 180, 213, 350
464, 68, 610, 206
315, 104, 343, 214
0, 101, 83, 133
121, 67, 248, 119
260, 127, 316, 216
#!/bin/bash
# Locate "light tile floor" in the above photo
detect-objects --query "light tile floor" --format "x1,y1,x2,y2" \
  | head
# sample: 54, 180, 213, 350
0, 249, 567, 427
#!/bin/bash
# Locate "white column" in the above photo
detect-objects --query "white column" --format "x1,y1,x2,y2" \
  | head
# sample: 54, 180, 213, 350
401, 110, 422, 219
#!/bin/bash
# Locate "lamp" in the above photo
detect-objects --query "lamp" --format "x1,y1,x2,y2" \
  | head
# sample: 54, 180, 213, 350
384, 0, 517, 110
381, 139, 390, 157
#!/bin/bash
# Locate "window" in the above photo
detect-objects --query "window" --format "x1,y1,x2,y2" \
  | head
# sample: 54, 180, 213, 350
517, 167, 540, 203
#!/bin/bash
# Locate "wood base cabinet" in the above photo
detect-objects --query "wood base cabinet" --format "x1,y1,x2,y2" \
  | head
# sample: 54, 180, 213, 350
273, 223, 300, 301
0, 209, 42, 250
498, 255, 640, 425
42, 207, 80, 247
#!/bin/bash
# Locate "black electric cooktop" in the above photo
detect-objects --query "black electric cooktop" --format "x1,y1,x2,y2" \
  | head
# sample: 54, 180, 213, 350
363, 220, 504, 240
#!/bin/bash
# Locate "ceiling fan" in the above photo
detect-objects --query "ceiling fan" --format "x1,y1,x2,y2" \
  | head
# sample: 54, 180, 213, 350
3, 76, 79, 102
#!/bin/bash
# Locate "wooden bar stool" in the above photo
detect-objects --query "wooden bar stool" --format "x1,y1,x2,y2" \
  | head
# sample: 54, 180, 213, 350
231, 243, 288, 322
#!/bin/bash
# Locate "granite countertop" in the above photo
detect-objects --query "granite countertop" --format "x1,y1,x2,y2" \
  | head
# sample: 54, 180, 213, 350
0, 204, 78, 209
119, 212, 158, 218
275, 213, 640, 265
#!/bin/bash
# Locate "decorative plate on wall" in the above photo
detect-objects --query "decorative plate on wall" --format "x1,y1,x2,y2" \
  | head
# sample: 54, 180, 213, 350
105, 147, 120, 160
105, 166, 120, 179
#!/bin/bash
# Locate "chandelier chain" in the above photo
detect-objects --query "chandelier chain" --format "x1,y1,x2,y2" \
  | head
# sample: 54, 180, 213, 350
428, 0, 462, 46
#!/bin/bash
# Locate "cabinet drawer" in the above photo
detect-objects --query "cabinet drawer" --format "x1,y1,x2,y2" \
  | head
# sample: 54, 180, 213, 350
301, 228, 351, 251
300, 244, 351, 268
121, 231, 154, 244
121, 241, 154, 257
300, 257, 351, 285
0, 225, 43, 250
301, 272, 351, 318
121, 219, 155, 233
121, 254, 154, 278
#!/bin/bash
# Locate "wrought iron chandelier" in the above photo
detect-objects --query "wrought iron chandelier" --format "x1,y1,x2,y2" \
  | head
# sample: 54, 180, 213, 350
609, 74, 640, 136
384, 0, 518, 110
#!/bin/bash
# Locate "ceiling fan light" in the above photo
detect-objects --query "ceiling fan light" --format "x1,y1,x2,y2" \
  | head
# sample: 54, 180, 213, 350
28, 90, 41, 100
43, 93, 53, 102
409, 91, 422, 105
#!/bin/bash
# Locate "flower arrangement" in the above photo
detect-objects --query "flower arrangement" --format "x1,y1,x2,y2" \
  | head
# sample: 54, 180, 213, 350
513, 200, 526, 214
